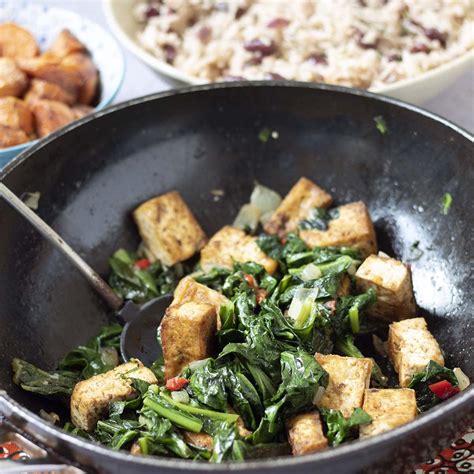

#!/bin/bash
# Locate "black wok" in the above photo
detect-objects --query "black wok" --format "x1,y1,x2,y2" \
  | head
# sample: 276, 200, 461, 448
0, 83, 473, 473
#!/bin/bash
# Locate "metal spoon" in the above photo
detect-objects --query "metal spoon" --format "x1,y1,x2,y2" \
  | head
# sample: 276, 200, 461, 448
0, 182, 169, 366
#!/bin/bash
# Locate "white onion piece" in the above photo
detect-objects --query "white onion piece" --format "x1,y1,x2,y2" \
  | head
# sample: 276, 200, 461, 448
39, 409, 60, 425
100, 347, 119, 367
233, 203, 261, 232
287, 288, 319, 322
21, 191, 41, 210
250, 184, 281, 215
188, 358, 209, 372
378, 251, 390, 258
259, 210, 274, 226
171, 390, 190, 404
312, 386, 326, 405
299, 263, 323, 281
454, 367, 470, 391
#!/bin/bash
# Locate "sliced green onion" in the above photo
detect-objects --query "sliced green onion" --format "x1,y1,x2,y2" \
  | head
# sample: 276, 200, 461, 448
160, 393, 239, 423
143, 397, 203, 433
287, 288, 318, 328
349, 306, 360, 333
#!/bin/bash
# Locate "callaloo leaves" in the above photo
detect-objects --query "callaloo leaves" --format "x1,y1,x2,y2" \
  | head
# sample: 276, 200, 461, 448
109, 249, 184, 303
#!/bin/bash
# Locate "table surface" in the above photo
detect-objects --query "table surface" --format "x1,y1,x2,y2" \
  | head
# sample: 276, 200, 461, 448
47, 0, 474, 133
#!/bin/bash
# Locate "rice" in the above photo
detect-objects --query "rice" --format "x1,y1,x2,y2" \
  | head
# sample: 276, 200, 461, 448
134, 0, 474, 88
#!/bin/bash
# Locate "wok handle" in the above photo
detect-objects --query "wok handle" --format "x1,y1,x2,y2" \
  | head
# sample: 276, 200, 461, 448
0, 183, 123, 312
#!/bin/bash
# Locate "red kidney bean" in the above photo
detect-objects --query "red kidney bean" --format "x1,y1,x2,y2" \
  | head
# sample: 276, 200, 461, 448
410, 42, 430, 54
163, 44, 177, 63
387, 53, 402, 61
145, 6, 159, 18
198, 26, 212, 43
424, 28, 447, 47
306, 52, 328, 65
236, 7, 247, 19
267, 18, 290, 28
244, 39, 276, 56
266, 72, 286, 80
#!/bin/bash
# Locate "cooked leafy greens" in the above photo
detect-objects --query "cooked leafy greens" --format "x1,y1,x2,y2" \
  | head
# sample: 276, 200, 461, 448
320, 407, 372, 446
109, 249, 185, 303
299, 207, 340, 231
12, 324, 122, 397
408, 360, 459, 412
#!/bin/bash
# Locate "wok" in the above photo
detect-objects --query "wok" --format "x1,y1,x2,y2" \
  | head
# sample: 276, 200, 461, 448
0, 83, 472, 473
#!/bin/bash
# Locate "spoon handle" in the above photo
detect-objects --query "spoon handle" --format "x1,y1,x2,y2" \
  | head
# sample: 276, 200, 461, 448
0, 183, 123, 311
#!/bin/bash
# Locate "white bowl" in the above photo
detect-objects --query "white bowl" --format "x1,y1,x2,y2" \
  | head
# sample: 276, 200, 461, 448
0, 2, 126, 168
104, 0, 473, 105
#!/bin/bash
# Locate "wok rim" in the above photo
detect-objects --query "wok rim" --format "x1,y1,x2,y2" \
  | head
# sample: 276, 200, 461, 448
0, 81, 473, 470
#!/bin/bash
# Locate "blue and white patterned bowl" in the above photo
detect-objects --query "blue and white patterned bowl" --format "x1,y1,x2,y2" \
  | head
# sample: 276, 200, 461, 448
0, 2, 125, 168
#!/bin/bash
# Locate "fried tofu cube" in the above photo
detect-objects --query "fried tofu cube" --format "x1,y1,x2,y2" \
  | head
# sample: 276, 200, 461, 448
0, 97, 34, 136
300, 201, 377, 257
30, 99, 75, 137
172, 276, 230, 329
264, 177, 333, 237
24, 78, 76, 106
388, 318, 444, 387
359, 388, 417, 438
286, 412, 328, 455
133, 191, 207, 266
161, 302, 217, 379
355, 254, 416, 321
70, 359, 157, 432
0, 58, 28, 98
315, 353, 373, 418
200, 226, 277, 274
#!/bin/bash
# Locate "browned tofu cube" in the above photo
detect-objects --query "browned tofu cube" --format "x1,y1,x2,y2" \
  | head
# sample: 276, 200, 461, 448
286, 411, 328, 455
355, 254, 416, 321
70, 359, 157, 431
315, 353, 373, 418
200, 226, 277, 274
388, 318, 444, 387
161, 302, 217, 380
300, 201, 377, 257
360, 388, 417, 438
172, 276, 230, 329
24, 78, 76, 106
29, 99, 74, 137
264, 177, 333, 237
133, 191, 207, 266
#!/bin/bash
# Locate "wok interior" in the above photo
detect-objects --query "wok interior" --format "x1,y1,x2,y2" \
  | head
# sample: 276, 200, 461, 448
0, 84, 472, 419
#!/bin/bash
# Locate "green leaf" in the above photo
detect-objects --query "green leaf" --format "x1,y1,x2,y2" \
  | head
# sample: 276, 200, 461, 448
441, 192, 452, 215
299, 207, 339, 231
408, 360, 458, 412
320, 407, 372, 446
374, 115, 388, 134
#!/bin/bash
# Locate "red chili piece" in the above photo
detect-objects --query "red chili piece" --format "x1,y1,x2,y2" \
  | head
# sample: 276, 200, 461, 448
428, 380, 460, 400
135, 259, 151, 270
243, 273, 258, 289
166, 377, 189, 391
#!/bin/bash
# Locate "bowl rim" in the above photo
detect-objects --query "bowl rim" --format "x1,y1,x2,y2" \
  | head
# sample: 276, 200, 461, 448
0, 81, 473, 471
102, 0, 474, 93
0, 2, 126, 157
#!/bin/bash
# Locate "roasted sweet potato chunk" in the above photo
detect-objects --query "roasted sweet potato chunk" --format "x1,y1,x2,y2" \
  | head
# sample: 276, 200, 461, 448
0, 125, 29, 148
44, 29, 87, 59
0, 23, 39, 59
24, 78, 76, 106
0, 97, 34, 136
17, 56, 82, 98
61, 53, 99, 105
71, 104, 93, 120
0, 58, 28, 98
30, 99, 75, 137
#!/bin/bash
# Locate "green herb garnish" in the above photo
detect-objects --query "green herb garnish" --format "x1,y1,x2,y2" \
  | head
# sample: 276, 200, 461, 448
374, 115, 388, 134
441, 192, 452, 215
